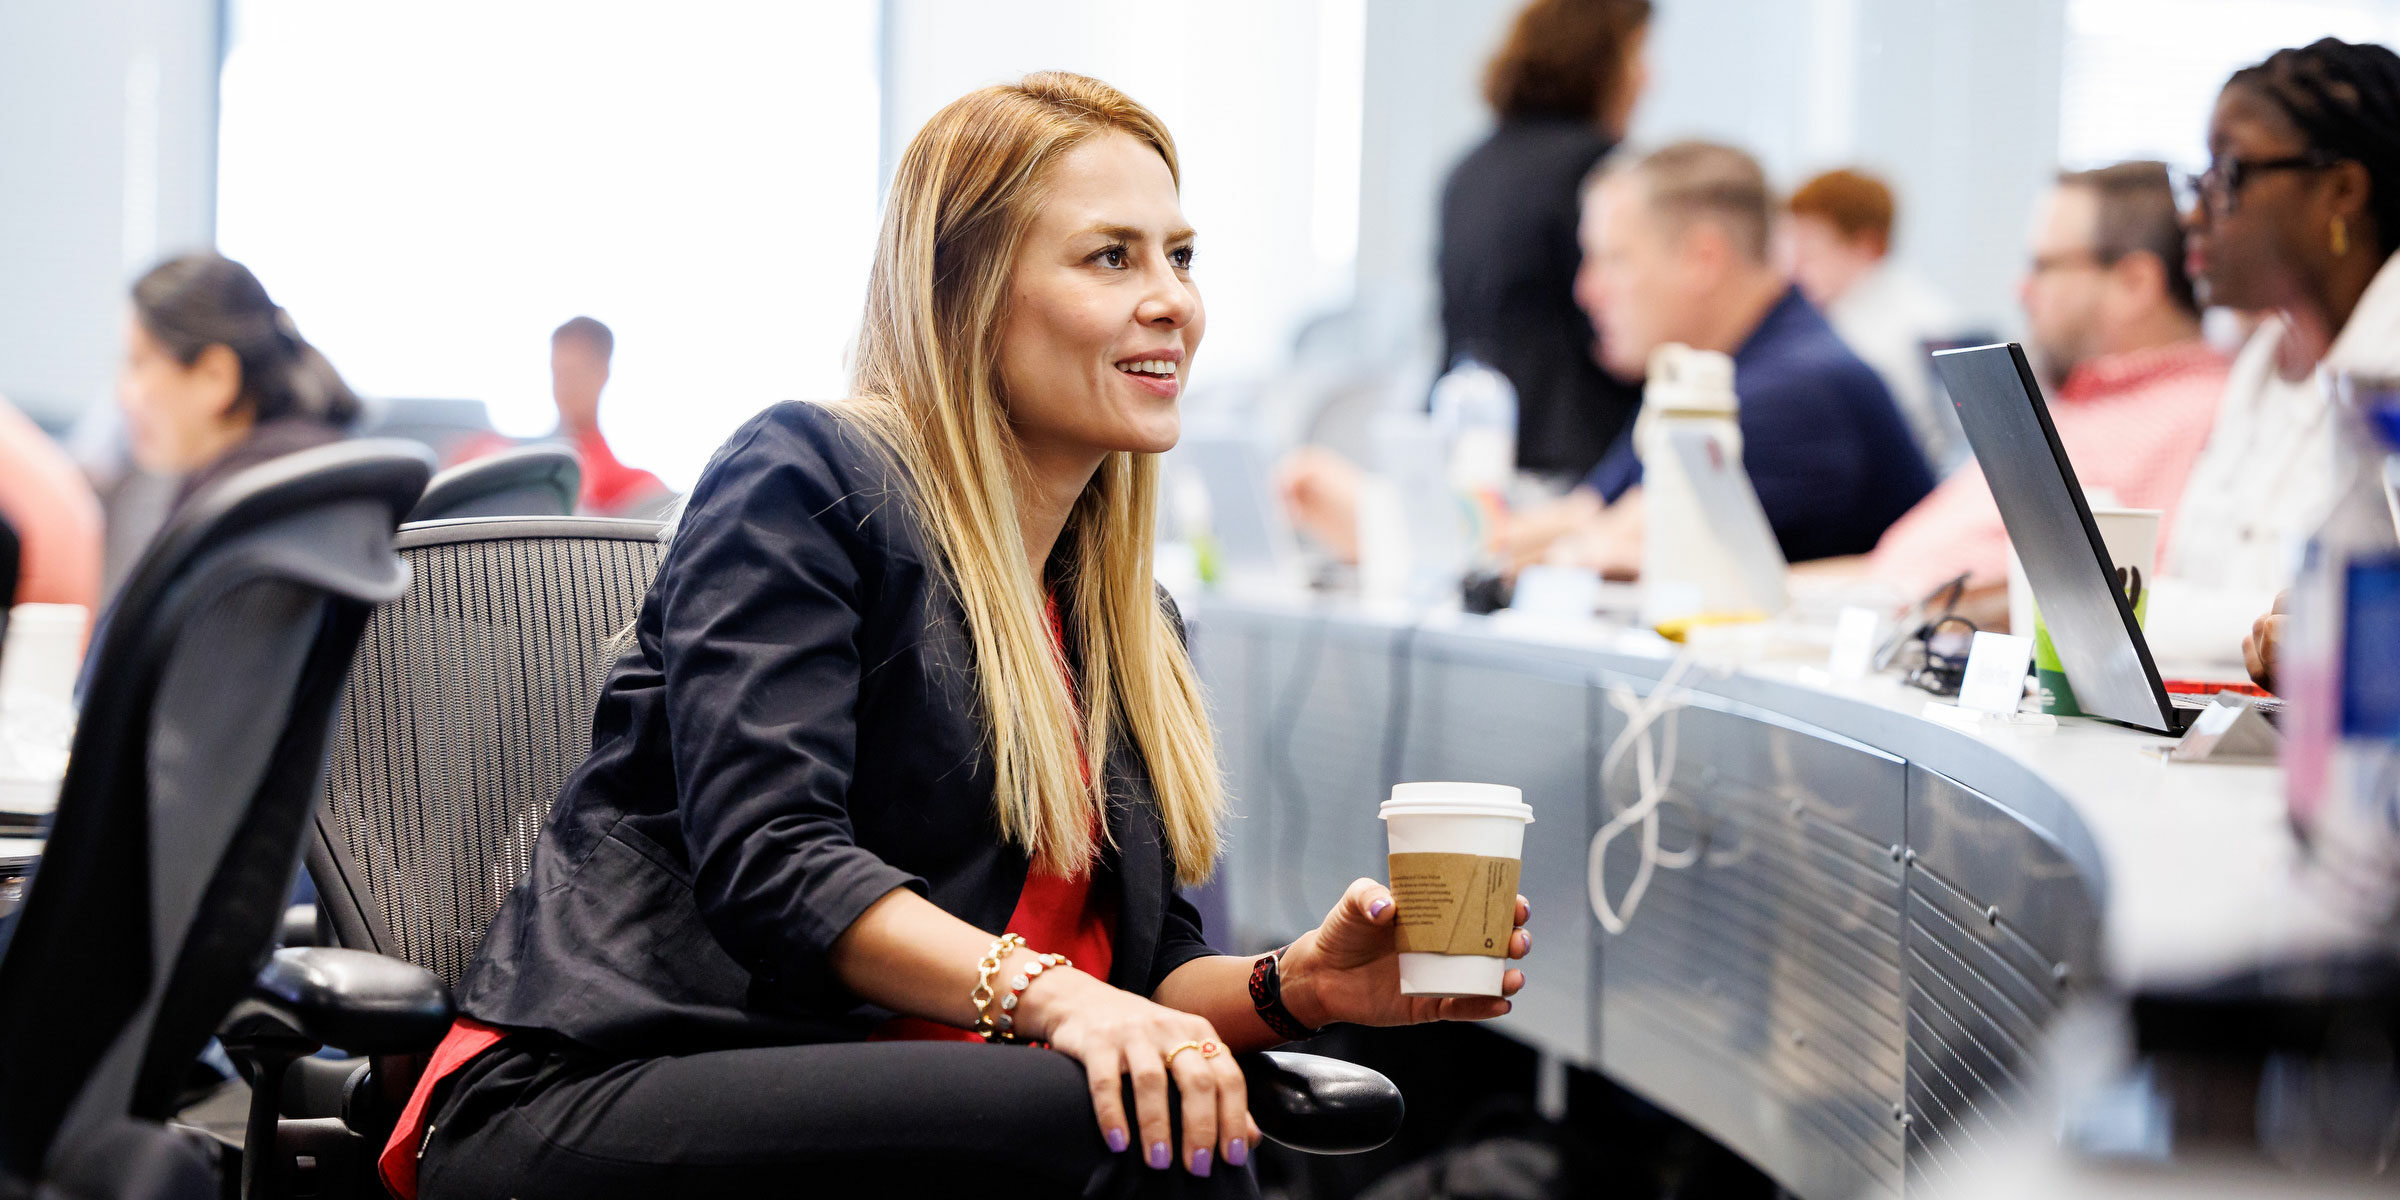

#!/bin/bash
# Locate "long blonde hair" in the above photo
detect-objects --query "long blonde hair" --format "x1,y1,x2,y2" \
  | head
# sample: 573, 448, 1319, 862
834, 71, 1223, 886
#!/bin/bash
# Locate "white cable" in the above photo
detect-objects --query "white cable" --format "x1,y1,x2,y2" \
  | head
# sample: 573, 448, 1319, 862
1589, 652, 1704, 934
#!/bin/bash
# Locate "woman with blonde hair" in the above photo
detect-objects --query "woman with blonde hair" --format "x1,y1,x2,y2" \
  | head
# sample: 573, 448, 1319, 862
387, 72, 1531, 1198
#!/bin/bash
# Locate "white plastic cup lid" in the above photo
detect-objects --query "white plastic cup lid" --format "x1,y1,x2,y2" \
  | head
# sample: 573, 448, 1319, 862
1379, 781, 1533, 822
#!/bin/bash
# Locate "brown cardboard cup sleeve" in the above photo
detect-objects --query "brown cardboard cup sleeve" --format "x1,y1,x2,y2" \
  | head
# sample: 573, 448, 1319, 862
1387, 852, 1523, 957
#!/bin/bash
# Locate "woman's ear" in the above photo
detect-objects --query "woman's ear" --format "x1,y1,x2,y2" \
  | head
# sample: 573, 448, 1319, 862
191, 343, 245, 418
2325, 159, 2376, 234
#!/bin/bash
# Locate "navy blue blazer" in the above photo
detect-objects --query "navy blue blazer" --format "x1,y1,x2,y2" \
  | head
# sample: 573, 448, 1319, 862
458, 401, 1217, 1056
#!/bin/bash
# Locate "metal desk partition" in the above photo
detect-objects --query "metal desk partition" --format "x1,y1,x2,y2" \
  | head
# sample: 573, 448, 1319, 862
1188, 600, 2105, 1200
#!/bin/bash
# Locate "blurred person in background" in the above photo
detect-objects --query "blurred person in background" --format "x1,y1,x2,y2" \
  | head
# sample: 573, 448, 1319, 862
1782, 168, 1967, 473
1503, 141, 1933, 572
2157, 37, 2400, 673
1809, 162, 2226, 627
1437, 0, 1652, 482
0, 396, 104, 615
550, 315, 673, 518
119, 252, 361, 519
1279, 0, 1650, 562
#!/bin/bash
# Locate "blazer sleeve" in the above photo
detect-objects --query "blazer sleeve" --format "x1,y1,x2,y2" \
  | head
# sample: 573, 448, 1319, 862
655, 410, 925, 1002
1148, 586, 1225, 993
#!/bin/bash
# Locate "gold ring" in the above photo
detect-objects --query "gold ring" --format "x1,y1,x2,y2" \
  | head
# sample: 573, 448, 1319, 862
1163, 1039, 1220, 1067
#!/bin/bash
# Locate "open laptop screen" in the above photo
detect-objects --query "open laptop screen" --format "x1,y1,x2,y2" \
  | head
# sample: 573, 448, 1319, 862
1931, 343, 2179, 733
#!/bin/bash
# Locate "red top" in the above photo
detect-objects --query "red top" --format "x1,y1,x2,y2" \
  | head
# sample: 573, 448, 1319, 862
573, 427, 669, 516
378, 593, 1110, 1198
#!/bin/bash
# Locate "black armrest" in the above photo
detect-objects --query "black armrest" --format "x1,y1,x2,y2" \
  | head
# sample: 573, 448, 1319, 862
278, 902, 320, 947
242, 947, 454, 1055
1238, 1050, 1404, 1154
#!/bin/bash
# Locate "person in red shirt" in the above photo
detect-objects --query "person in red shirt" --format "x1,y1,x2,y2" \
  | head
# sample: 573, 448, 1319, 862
1805, 162, 2227, 626
550, 316, 672, 517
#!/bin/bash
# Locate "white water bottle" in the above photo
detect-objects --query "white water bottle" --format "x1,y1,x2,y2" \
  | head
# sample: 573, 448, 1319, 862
1635, 345, 1758, 625
1429, 358, 1518, 502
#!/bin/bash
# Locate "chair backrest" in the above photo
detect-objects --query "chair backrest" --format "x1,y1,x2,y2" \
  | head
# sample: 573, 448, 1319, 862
406, 444, 581, 523
308, 517, 663, 991
0, 441, 428, 1183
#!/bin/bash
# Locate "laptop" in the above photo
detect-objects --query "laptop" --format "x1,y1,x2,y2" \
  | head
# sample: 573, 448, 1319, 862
1169, 429, 1307, 594
1932, 342, 2232, 735
1652, 423, 1787, 618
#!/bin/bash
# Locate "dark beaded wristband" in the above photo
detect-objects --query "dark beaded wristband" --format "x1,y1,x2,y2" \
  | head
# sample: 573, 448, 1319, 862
1248, 944, 1323, 1042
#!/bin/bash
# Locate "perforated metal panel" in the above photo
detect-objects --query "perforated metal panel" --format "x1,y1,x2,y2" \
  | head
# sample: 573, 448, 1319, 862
1903, 765, 2098, 1193
315, 521, 662, 989
1597, 681, 1909, 1200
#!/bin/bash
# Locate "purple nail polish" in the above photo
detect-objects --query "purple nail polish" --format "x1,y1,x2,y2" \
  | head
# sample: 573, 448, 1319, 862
1520, 929, 1531, 953
1367, 898, 1390, 919
1148, 1141, 1171, 1170
1106, 1127, 1129, 1153
1191, 1148, 1213, 1177
1226, 1138, 1249, 1167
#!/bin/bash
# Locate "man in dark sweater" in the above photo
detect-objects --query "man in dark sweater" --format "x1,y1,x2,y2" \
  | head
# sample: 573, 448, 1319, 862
1506, 141, 1932, 570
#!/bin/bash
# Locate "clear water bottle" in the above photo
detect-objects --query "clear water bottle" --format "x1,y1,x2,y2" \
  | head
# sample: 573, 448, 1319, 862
1428, 358, 1518, 540
2284, 372, 2400, 921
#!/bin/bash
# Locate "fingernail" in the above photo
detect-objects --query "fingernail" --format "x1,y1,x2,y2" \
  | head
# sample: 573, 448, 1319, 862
1227, 1138, 1249, 1166
1148, 1141, 1171, 1170
1520, 929, 1532, 952
1367, 898, 1390, 919
1191, 1148, 1213, 1177
1106, 1127, 1129, 1153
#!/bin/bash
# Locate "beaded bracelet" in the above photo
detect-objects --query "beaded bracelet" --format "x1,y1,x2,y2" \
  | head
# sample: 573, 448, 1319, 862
988, 950, 1073, 1042
970, 934, 1073, 1043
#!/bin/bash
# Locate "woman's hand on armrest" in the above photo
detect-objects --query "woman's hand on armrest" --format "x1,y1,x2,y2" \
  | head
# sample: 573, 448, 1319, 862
828, 889, 1253, 1178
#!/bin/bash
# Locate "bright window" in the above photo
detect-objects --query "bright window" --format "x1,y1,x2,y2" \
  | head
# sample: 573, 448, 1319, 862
215, 1, 881, 487
2058, 0, 2400, 170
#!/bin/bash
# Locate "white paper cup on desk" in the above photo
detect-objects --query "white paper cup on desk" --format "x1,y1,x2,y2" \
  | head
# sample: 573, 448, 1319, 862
1, 604, 88, 710
2030, 508, 2159, 716
1380, 782, 1532, 997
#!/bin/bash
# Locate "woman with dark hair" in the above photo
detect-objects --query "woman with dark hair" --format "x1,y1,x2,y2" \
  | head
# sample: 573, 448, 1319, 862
1439, 0, 1653, 479
116, 251, 361, 513
2143, 38, 2400, 671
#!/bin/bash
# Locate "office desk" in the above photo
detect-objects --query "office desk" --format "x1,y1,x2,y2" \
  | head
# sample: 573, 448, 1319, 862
1185, 594, 2366, 1200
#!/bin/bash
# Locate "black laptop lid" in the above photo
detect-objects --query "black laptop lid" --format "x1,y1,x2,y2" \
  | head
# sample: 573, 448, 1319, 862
1931, 343, 2178, 734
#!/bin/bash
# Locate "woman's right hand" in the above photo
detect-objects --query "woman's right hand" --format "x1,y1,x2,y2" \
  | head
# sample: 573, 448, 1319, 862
1018, 962, 1258, 1178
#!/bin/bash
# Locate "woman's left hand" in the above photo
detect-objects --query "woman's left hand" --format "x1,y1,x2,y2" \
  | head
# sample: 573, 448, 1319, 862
1275, 878, 1529, 1029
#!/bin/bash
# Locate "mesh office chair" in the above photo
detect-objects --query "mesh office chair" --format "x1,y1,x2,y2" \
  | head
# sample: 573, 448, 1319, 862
287, 516, 1400, 1197
0, 442, 434, 1200
403, 445, 580, 524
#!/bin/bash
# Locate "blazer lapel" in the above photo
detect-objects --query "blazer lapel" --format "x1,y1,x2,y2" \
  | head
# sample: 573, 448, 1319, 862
1105, 735, 1166, 994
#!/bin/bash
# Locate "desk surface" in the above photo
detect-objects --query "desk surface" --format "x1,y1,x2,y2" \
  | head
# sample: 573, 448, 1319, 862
1203, 594, 2367, 990
1184, 591, 2377, 1200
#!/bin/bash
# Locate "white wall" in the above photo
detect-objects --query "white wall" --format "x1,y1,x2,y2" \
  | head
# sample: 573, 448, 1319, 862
0, 0, 218, 425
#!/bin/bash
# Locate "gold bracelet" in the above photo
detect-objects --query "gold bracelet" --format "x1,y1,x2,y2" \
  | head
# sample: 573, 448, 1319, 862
971, 933, 1026, 1041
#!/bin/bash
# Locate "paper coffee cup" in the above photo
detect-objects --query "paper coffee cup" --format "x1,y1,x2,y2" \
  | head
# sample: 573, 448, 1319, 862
2030, 508, 2159, 716
0, 604, 89, 710
1380, 782, 1533, 997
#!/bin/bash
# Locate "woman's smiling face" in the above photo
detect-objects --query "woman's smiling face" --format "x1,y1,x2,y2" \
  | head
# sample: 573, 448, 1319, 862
996, 130, 1203, 468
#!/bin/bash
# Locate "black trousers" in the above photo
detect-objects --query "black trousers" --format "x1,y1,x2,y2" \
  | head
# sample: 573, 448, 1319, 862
416, 1036, 1262, 1200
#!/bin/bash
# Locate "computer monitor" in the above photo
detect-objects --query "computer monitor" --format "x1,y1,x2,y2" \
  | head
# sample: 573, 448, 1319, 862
1931, 342, 2184, 734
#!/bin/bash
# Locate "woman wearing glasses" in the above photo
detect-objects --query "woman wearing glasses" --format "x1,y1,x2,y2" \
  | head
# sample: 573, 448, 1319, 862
2146, 37, 2400, 673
